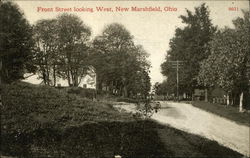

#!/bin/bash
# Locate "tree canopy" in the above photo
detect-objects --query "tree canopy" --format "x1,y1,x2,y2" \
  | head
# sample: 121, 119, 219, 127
33, 21, 151, 97
33, 13, 91, 86
90, 23, 151, 97
0, 1, 35, 83
198, 11, 249, 109
161, 3, 216, 96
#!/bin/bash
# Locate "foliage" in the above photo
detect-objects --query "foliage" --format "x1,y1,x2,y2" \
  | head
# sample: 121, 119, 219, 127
198, 11, 250, 107
66, 87, 96, 100
161, 3, 216, 95
33, 13, 91, 86
0, 1, 35, 83
153, 80, 175, 96
90, 23, 151, 98
56, 14, 91, 86
116, 97, 141, 104
135, 99, 155, 118
33, 19, 59, 86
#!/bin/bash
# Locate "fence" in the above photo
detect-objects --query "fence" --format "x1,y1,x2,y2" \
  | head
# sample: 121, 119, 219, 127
211, 97, 227, 105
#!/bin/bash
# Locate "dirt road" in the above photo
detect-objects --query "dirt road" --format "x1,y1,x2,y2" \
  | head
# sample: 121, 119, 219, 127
114, 101, 250, 156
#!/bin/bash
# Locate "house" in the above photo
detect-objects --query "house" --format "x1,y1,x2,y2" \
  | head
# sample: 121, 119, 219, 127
22, 67, 96, 89
193, 87, 227, 104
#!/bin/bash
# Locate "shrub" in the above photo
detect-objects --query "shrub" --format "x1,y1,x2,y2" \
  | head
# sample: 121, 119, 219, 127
116, 97, 147, 104
66, 87, 96, 100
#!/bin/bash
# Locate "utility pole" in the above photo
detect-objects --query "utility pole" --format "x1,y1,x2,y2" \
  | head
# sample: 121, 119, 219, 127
169, 60, 185, 102
176, 60, 179, 102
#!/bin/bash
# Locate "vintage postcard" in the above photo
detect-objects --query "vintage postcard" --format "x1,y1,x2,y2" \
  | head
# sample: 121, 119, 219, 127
1, 0, 249, 157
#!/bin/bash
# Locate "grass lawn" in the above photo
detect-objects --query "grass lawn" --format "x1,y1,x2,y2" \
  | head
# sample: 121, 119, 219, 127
0, 82, 244, 157
191, 101, 250, 126
1, 82, 133, 132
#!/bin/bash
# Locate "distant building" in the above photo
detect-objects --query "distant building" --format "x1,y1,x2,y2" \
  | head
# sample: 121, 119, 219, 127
210, 87, 226, 99
194, 89, 205, 101
194, 87, 227, 103
22, 67, 96, 89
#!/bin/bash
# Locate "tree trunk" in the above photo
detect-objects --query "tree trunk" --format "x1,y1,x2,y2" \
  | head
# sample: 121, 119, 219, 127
119, 86, 123, 96
0, 59, 2, 85
70, 70, 75, 86
67, 68, 71, 86
42, 71, 47, 85
53, 65, 56, 87
73, 72, 78, 87
95, 73, 97, 90
205, 88, 208, 102
123, 86, 128, 97
45, 57, 50, 86
98, 81, 102, 91
226, 93, 230, 106
239, 92, 244, 112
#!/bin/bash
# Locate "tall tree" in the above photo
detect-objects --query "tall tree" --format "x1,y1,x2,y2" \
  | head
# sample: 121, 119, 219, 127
161, 3, 216, 97
33, 14, 91, 87
154, 81, 169, 97
91, 23, 151, 97
0, 1, 35, 83
56, 14, 91, 86
127, 45, 151, 98
198, 11, 250, 111
33, 19, 59, 86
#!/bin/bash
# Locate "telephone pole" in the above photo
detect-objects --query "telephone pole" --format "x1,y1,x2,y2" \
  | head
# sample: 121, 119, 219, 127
169, 60, 185, 102
176, 60, 179, 102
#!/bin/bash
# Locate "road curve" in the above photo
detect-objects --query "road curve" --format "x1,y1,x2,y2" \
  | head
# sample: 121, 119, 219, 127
152, 102, 249, 157
114, 101, 250, 156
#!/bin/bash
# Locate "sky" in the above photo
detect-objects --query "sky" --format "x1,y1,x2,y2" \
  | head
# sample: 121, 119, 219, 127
15, 0, 249, 85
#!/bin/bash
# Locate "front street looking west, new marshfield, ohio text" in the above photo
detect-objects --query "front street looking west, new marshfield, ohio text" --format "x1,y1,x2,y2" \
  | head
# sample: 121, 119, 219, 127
37, 6, 178, 13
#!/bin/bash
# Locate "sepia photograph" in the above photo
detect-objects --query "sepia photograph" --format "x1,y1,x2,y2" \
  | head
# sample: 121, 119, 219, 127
0, 0, 249, 157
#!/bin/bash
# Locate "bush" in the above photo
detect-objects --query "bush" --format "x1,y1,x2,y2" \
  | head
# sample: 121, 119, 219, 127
116, 98, 147, 104
66, 87, 96, 100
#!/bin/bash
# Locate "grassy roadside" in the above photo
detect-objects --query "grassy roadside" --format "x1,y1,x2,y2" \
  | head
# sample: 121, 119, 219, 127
191, 101, 250, 126
1, 82, 133, 133
157, 125, 243, 158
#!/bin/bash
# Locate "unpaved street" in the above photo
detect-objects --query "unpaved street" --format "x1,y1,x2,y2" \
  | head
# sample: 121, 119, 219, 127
114, 101, 250, 156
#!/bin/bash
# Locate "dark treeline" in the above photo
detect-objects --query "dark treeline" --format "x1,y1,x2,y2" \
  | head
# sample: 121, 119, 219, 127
0, 1, 151, 98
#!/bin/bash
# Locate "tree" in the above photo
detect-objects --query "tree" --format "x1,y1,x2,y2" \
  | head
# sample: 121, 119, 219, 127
161, 3, 216, 98
33, 19, 59, 86
0, 1, 35, 83
56, 13, 91, 86
154, 79, 176, 100
198, 11, 250, 111
91, 23, 134, 96
126, 45, 151, 98
33, 14, 91, 86
91, 23, 151, 97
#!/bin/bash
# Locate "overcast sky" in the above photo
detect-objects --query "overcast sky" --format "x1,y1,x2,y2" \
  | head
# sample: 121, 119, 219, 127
16, 0, 249, 85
